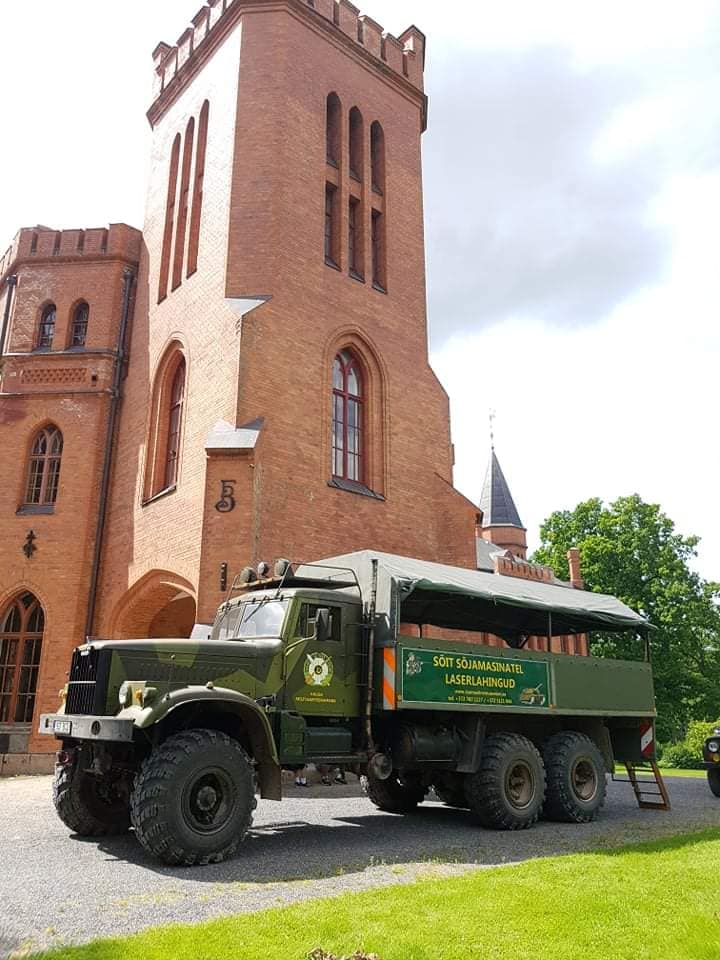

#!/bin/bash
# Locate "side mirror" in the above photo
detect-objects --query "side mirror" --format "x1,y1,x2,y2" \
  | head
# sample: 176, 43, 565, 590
315, 608, 331, 644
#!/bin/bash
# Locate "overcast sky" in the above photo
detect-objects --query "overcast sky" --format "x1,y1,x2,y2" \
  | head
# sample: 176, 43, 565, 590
1, 1, 718, 579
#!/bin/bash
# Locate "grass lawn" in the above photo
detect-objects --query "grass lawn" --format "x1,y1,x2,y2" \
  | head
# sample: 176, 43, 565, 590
33, 829, 720, 960
614, 764, 708, 779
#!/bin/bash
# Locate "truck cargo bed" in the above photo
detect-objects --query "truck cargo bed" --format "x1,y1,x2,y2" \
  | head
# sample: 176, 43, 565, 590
380, 637, 654, 718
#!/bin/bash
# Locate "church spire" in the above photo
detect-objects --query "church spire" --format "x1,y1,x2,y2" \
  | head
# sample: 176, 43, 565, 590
479, 448, 524, 529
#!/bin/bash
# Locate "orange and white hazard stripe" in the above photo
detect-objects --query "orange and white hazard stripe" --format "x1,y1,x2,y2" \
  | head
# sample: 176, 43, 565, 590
640, 720, 655, 758
382, 648, 396, 711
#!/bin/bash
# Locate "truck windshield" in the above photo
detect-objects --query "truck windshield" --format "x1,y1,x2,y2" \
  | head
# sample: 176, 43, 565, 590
215, 599, 289, 641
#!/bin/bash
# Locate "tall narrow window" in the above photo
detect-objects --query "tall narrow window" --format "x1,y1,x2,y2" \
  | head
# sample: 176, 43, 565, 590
25, 425, 63, 507
325, 184, 338, 267
349, 107, 364, 181
69, 302, 89, 348
0, 593, 44, 724
37, 304, 56, 350
348, 198, 363, 280
172, 117, 195, 291
332, 350, 363, 482
372, 210, 386, 291
164, 359, 186, 490
187, 101, 209, 278
158, 134, 181, 302
370, 121, 385, 194
326, 93, 341, 166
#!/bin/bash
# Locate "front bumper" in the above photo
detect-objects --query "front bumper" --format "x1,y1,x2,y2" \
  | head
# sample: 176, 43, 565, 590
38, 714, 135, 743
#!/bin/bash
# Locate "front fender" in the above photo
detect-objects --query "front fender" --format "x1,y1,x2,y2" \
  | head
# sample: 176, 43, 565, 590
138, 686, 282, 800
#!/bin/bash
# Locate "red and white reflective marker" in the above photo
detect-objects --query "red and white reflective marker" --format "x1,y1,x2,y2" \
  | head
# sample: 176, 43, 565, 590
640, 720, 654, 758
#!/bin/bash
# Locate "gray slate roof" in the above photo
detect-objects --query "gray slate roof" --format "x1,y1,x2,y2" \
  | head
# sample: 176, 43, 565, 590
479, 449, 524, 528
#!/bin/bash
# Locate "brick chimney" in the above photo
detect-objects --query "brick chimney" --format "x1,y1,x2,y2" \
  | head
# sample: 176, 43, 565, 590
567, 548, 583, 589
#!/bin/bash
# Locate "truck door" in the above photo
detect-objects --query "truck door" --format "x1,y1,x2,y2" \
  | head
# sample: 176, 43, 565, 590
284, 602, 360, 717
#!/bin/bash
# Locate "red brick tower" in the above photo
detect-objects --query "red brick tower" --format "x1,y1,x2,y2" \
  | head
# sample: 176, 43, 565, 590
0, 225, 141, 767
96, 0, 479, 636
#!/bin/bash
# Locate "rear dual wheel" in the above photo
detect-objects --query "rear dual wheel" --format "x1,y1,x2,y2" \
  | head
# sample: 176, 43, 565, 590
542, 732, 607, 823
465, 733, 545, 830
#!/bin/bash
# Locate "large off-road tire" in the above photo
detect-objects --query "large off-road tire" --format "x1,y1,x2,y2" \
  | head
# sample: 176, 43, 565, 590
53, 762, 131, 836
130, 729, 257, 867
708, 768, 720, 797
432, 773, 469, 809
542, 731, 607, 823
362, 769, 426, 813
465, 733, 545, 830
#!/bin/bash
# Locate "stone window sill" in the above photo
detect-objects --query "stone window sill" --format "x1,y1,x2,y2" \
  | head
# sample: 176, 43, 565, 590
142, 484, 177, 507
16, 504, 54, 516
328, 478, 385, 501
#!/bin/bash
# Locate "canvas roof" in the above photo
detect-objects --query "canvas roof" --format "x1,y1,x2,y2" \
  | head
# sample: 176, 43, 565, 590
297, 550, 650, 644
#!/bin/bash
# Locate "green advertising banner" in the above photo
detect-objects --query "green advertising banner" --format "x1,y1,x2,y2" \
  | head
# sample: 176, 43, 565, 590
401, 647, 551, 709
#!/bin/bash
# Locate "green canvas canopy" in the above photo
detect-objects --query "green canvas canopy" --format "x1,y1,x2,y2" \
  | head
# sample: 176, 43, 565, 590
297, 551, 651, 646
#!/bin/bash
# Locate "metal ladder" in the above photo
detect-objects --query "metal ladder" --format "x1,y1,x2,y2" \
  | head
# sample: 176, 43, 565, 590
614, 760, 671, 811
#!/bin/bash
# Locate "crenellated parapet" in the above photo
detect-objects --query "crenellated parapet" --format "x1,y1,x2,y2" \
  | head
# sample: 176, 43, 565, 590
150, 0, 425, 121
0, 224, 142, 286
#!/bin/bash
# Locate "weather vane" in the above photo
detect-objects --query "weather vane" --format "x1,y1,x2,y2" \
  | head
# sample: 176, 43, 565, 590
489, 409, 496, 451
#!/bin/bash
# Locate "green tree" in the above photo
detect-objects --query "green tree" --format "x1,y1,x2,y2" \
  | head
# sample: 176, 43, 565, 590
533, 494, 720, 741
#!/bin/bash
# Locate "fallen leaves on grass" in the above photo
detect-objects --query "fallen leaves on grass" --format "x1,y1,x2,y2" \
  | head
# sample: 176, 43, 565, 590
308, 950, 380, 960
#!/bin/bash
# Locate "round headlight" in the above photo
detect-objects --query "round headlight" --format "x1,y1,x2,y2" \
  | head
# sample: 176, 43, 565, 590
118, 682, 132, 708
707, 740, 720, 753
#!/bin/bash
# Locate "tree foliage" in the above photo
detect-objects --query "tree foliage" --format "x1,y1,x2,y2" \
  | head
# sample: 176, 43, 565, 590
533, 494, 720, 741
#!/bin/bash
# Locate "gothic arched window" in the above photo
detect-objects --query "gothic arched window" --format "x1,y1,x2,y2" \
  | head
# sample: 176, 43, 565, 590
326, 93, 341, 165
70, 302, 89, 348
349, 107, 364, 181
164, 359, 186, 490
332, 350, 364, 482
370, 121, 385, 194
37, 304, 56, 350
25, 425, 63, 506
0, 593, 44, 724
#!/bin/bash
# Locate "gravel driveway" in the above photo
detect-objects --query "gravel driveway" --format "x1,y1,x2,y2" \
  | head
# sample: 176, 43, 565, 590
0, 773, 718, 957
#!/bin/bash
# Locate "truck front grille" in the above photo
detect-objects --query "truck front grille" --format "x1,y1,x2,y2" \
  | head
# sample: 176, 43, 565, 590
66, 648, 109, 715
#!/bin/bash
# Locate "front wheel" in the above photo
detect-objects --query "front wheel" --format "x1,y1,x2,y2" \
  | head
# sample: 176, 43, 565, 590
465, 733, 545, 830
708, 768, 720, 797
130, 729, 257, 867
362, 769, 426, 813
53, 761, 130, 836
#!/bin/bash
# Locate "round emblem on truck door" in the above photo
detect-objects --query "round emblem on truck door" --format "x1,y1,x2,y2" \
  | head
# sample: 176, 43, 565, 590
304, 653, 334, 687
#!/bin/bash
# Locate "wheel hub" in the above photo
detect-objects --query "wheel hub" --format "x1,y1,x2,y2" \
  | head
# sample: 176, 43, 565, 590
182, 768, 236, 835
506, 761, 534, 809
571, 758, 598, 802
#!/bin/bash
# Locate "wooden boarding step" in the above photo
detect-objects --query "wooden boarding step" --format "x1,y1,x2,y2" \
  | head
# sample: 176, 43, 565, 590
613, 760, 671, 811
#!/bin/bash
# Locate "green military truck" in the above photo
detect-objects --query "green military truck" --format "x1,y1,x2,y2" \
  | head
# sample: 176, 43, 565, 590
40, 550, 660, 866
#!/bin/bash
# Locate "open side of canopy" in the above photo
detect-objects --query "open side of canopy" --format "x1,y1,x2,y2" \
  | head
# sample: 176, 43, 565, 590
297, 550, 651, 647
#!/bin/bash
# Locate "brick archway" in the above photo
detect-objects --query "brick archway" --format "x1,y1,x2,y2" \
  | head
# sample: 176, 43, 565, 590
108, 571, 197, 640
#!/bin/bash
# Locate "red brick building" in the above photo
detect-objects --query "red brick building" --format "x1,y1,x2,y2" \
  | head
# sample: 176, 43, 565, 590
0, 0, 582, 770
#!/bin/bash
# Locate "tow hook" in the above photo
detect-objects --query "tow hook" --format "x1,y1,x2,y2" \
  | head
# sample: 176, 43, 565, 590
56, 747, 76, 767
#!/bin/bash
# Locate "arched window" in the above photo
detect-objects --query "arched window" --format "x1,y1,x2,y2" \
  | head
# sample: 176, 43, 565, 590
37, 304, 56, 350
145, 349, 188, 501
164, 359, 186, 489
370, 121, 385, 194
326, 93, 341, 166
349, 107, 364, 181
332, 350, 363, 482
25, 425, 63, 506
172, 117, 195, 291
158, 134, 181, 302
0, 593, 44, 724
69, 302, 89, 348
187, 101, 209, 278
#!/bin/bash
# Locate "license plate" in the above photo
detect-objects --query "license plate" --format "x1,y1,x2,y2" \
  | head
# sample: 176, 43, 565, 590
53, 720, 72, 735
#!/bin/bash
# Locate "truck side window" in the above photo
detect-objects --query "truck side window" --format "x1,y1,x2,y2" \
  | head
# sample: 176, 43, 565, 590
298, 604, 341, 641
